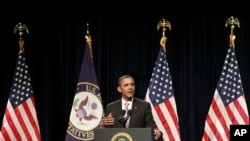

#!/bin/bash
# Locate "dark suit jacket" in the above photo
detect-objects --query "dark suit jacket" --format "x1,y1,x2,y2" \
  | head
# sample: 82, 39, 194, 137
104, 97, 157, 128
104, 97, 163, 141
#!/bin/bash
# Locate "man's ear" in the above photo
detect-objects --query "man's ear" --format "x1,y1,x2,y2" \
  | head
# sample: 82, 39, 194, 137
117, 86, 121, 93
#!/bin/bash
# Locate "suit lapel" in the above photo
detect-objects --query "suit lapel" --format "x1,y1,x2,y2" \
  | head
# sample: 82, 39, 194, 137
129, 98, 138, 127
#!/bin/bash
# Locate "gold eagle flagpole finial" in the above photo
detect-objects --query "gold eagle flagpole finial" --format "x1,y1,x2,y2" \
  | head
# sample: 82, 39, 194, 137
225, 16, 240, 49
14, 23, 29, 52
157, 19, 171, 53
84, 23, 93, 59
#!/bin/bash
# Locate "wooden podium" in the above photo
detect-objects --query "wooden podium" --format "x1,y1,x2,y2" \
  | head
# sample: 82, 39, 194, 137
94, 128, 154, 141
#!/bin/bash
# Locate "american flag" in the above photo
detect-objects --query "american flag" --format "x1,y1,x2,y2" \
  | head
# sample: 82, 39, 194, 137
0, 51, 41, 141
145, 47, 181, 141
202, 47, 249, 141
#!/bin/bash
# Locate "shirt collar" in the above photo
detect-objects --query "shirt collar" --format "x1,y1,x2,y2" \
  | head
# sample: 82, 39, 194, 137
122, 98, 133, 109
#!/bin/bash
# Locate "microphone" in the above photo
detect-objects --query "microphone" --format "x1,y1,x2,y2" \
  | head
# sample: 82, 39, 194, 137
118, 110, 132, 127
118, 110, 126, 121
118, 110, 126, 124
127, 110, 132, 117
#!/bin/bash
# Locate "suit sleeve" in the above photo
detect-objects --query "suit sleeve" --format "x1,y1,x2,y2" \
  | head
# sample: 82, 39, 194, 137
144, 102, 157, 128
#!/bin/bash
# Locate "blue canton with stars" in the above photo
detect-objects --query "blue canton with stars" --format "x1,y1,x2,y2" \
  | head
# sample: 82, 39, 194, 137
9, 51, 33, 108
217, 47, 244, 106
149, 47, 174, 106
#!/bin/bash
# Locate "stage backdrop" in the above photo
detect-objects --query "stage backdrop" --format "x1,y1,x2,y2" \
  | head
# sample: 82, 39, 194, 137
1, 12, 250, 141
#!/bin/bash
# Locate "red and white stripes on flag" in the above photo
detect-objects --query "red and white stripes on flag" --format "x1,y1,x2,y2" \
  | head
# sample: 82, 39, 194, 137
0, 51, 41, 141
202, 47, 249, 141
145, 47, 181, 141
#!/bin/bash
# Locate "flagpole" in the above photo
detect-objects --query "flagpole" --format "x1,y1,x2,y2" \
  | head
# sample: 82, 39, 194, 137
14, 23, 29, 52
65, 23, 103, 141
0, 22, 42, 141
225, 16, 240, 49
157, 19, 171, 52
144, 18, 181, 140
202, 16, 249, 141
85, 23, 93, 59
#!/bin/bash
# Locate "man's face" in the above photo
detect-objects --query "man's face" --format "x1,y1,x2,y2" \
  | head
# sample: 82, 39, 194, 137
117, 78, 135, 100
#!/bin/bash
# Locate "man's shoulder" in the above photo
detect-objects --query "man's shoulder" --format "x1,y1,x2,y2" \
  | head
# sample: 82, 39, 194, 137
107, 99, 121, 107
133, 97, 150, 105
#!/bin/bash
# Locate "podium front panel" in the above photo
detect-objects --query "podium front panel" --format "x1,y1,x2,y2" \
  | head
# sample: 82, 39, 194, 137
94, 128, 154, 141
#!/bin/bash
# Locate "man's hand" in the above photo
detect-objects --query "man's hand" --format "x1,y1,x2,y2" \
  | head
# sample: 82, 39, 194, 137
101, 113, 114, 127
154, 128, 162, 141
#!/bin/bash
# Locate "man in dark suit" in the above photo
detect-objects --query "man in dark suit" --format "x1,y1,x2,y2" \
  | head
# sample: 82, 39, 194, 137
101, 75, 162, 141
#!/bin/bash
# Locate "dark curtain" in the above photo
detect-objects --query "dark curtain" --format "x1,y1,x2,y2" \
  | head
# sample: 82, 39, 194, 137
1, 13, 250, 141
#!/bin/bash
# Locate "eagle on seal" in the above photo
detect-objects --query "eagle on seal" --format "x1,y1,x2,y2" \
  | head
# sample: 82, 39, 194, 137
75, 96, 97, 121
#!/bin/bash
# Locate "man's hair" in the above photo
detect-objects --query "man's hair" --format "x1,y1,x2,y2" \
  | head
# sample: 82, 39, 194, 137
117, 75, 134, 86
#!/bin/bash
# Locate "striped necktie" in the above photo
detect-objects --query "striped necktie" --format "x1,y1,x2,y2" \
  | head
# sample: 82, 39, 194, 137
124, 102, 130, 128
124, 102, 129, 117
